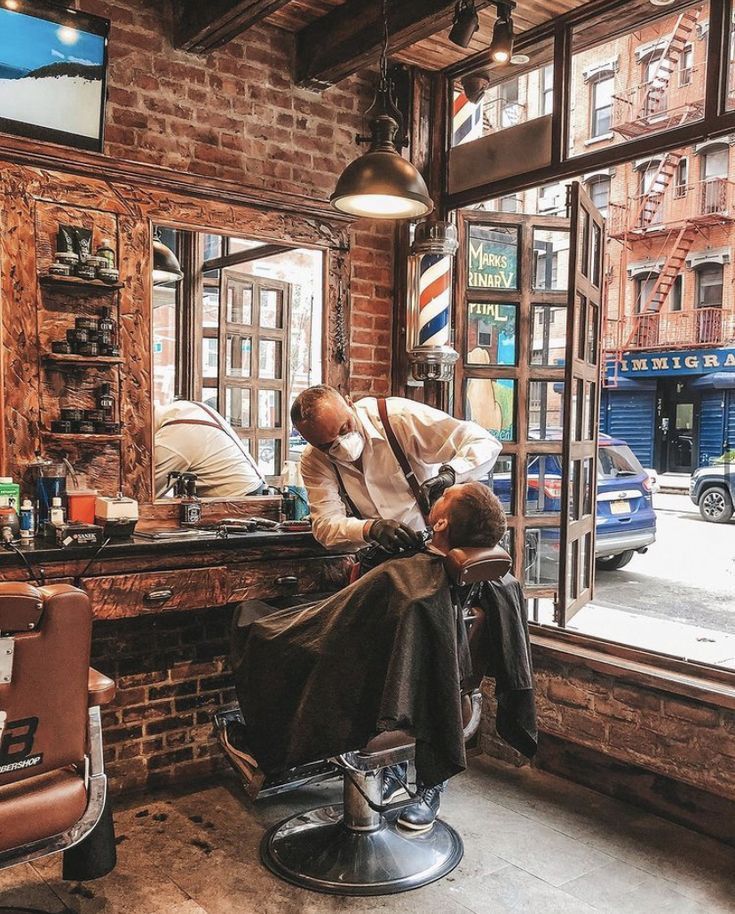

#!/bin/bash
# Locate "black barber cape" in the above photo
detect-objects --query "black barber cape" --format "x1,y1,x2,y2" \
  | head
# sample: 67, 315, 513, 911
231, 552, 537, 787
477, 573, 538, 759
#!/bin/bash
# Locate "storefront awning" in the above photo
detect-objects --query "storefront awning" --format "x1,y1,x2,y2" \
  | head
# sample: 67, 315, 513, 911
688, 372, 735, 390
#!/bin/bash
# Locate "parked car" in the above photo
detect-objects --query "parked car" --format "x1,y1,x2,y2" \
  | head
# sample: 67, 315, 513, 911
488, 433, 657, 574
595, 436, 657, 569
689, 464, 735, 523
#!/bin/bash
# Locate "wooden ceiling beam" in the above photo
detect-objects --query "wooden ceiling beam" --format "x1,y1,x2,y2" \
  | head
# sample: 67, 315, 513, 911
295, 0, 493, 88
174, 0, 292, 53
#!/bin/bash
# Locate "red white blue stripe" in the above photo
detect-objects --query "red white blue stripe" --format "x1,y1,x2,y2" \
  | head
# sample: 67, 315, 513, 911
418, 253, 451, 347
452, 90, 482, 147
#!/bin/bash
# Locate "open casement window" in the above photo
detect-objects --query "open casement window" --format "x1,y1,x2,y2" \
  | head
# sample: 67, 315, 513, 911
558, 182, 604, 624
454, 181, 604, 623
218, 272, 291, 478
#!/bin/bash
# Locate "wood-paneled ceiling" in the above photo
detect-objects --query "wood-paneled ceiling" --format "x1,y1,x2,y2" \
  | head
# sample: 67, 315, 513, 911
173, 0, 588, 87
266, 0, 581, 72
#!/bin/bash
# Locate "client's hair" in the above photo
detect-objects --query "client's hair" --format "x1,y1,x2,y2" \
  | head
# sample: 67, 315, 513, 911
290, 385, 342, 426
447, 482, 507, 550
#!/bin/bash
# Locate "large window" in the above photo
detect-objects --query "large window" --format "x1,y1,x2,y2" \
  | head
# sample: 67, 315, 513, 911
152, 228, 323, 477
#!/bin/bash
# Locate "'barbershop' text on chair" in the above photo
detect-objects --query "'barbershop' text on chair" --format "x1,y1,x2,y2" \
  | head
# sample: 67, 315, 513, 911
0, 582, 117, 879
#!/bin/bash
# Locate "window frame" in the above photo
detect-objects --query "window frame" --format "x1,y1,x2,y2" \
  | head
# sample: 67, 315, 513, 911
445, 0, 733, 210
443, 0, 735, 683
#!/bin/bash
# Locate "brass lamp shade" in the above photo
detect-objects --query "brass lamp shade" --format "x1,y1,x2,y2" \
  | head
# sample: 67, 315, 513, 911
152, 238, 184, 285
331, 148, 434, 220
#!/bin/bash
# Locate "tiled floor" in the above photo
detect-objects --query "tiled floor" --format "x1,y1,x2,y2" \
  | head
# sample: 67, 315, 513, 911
2, 755, 734, 913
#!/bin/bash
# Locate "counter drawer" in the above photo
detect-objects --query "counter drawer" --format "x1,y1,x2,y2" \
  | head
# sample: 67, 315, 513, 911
82, 555, 352, 620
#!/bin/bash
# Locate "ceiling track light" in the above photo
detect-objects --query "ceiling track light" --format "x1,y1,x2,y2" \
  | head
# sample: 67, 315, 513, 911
449, 0, 479, 49
489, 1, 515, 65
330, 0, 433, 219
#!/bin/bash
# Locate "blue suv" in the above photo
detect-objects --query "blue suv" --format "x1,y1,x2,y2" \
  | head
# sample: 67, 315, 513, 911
488, 434, 657, 574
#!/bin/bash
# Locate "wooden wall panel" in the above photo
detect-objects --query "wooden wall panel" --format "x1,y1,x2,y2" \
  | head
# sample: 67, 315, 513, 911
1, 170, 42, 484
0, 160, 352, 503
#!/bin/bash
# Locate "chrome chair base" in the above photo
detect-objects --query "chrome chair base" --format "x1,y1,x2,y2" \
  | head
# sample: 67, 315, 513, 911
261, 804, 463, 896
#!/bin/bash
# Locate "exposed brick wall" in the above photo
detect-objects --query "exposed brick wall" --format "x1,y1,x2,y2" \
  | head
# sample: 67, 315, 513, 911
92, 609, 235, 794
480, 649, 735, 802
79, 0, 395, 395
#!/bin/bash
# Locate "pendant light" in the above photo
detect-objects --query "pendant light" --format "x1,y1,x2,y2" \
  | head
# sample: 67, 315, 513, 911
330, 0, 433, 220
152, 232, 184, 285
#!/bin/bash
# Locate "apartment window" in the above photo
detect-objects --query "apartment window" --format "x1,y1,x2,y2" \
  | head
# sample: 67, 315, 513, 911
590, 75, 613, 138
586, 175, 610, 214
635, 272, 658, 313
500, 77, 522, 128
679, 44, 693, 86
500, 194, 521, 213
674, 158, 688, 197
670, 274, 683, 312
703, 145, 728, 179
541, 64, 553, 116
697, 264, 723, 308
538, 182, 561, 212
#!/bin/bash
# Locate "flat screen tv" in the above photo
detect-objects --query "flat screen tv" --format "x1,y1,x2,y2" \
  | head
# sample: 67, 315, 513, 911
0, 1, 109, 152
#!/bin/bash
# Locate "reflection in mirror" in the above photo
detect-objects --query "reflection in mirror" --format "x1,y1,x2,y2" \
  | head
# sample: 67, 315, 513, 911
152, 225, 323, 493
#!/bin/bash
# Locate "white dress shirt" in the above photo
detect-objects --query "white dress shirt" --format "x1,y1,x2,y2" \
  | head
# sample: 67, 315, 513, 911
154, 400, 265, 498
300, 396, 501, 552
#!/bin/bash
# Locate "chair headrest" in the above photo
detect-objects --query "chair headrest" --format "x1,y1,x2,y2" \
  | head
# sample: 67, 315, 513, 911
443, 545, 512, 586
0, 583, 44, 634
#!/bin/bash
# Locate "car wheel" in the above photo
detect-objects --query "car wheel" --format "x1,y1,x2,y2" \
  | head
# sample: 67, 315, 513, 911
698, 487, 734, 524
596, 550, 635, 570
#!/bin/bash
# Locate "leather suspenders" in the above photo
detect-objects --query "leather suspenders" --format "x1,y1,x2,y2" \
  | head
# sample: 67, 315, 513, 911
334, 398, 430, 524
377, 397, 430, 522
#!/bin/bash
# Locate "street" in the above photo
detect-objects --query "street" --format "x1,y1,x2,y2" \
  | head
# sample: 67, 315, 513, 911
572, 492, 735, 667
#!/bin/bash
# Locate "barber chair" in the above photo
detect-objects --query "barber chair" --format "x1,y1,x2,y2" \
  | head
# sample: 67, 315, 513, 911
227, 545, 512, 896
0, 583, 117, 879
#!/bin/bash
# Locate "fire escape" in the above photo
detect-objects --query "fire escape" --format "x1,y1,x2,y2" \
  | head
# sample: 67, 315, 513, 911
603, 3, 731, 388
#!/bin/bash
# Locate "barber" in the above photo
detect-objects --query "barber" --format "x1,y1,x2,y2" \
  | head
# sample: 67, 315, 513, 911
292, 385, 501, 553
154, 398, 266, 499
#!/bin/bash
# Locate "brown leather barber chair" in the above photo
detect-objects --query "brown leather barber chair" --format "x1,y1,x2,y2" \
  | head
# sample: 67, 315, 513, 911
259, 544, 512, 896
0, 583, 117, 879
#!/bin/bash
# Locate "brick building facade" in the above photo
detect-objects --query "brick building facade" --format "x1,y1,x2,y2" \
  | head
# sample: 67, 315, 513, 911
455, 3, 735, 472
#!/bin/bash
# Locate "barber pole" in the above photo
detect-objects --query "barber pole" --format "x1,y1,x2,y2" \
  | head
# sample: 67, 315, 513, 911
407, 221, 459, 382
452, 90, 482, 147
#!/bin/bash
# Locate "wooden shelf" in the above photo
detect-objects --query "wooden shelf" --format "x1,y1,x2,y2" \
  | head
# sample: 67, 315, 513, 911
39, 274, 123, 291
42, 432, 122, 443
44, 353, 123, 367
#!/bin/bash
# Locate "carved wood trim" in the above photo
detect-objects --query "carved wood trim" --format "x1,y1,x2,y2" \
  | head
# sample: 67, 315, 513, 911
0, 159, 352, 501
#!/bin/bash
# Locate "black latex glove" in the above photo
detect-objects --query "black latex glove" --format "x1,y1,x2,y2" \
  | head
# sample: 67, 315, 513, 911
418, 464, 456, 515
368, 518, 422, 552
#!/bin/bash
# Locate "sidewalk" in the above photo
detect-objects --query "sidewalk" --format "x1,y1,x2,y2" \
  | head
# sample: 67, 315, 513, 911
658, 472, 691, 494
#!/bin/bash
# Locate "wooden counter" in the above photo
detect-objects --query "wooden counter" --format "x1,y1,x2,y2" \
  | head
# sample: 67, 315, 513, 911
0, 531, 353, 619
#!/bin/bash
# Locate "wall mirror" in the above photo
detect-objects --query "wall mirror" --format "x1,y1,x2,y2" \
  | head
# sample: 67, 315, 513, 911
151, 224, 325, 499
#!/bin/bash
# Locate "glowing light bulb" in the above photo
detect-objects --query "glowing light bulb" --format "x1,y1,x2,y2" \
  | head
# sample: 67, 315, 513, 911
57, 26, 80, 45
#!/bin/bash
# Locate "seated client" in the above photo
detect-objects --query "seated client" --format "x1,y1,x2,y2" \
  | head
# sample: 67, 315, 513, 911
224, 482, 536, 830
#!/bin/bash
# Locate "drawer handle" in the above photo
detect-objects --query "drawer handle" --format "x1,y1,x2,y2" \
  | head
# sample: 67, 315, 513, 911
275, 575, 298, 586
144, 588, 174, 604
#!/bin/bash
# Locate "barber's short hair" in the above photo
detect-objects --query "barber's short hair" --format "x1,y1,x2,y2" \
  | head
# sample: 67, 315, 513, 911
291, 385, 343, 426
448, 482, 507, 550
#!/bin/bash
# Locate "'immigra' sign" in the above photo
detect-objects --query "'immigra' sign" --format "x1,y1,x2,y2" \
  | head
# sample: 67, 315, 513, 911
614, 348, 735, 377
